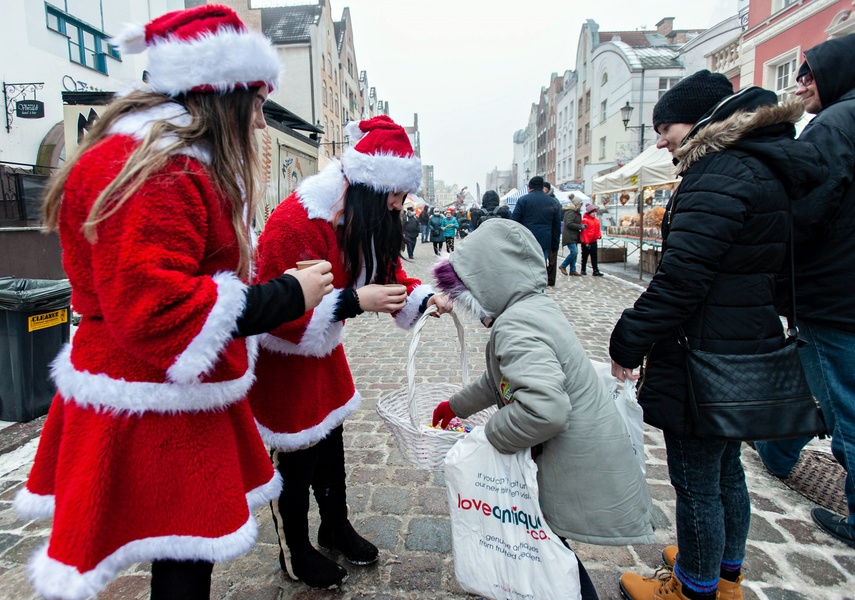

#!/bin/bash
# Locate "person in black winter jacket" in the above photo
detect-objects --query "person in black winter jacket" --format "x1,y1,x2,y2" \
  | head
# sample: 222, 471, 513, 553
752, 33, 855, 550
477, 189, 510, 226
609, 71, 826, 600
510, 177, 562, 286
402, 206, 420, 259
418, 204, 432, 242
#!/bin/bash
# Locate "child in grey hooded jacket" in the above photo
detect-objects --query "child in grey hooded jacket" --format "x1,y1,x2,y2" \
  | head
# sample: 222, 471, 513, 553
432, 219, 654, 599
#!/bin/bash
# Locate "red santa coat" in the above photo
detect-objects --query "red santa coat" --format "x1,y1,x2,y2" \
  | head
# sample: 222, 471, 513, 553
13, 104, 280, 600
249, 161, 432, 450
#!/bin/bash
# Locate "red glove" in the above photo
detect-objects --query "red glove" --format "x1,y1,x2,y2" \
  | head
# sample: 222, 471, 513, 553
432, 401, 456, 429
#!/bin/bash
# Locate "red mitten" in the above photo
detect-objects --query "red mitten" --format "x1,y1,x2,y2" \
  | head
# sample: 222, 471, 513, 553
432, 400, 456, 429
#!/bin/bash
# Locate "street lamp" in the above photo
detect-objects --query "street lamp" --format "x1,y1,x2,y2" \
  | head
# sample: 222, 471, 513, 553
620, 101, 649, 153
620, 101, 653, 282
524, 168, 530, 181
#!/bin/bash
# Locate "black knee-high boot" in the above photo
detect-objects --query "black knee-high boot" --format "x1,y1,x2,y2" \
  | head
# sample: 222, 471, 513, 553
270, 446, 347, 589
313, 426, 379, 566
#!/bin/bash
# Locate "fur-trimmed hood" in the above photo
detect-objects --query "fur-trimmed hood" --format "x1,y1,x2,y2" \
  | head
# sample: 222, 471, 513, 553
674, 90, 803, 174
671, 87, 825, 198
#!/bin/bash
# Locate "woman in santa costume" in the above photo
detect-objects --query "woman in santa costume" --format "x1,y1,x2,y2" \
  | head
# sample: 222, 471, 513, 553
250, 115, 452, 589
13, 5, 334, 600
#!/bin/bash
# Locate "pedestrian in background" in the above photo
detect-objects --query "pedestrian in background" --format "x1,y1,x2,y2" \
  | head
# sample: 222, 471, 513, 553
419, 203, 431, 242
579, 204, 603, 276
477, 189, 510, 226
429, 208, 444, 255
752, 32, 855, 550
248, 115, 452, 590
609, 71, 825, 600
469, 203, 484, 231
511, 176, 562, 286
402, 205, 420, 259
432, 219, 655, 600
442, 208, 459, 252
14, 6, 335, 599
559, 197, 586, 276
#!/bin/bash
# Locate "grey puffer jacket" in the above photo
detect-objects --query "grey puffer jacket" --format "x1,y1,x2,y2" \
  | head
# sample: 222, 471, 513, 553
439, 219, 654, 546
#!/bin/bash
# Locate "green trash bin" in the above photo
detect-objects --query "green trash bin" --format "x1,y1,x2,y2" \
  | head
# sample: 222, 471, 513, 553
0, 277, 72, 422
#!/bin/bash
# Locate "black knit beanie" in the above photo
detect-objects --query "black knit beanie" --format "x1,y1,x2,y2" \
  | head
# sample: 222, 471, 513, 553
652, 70, 734, 133
797, 60, 811, 80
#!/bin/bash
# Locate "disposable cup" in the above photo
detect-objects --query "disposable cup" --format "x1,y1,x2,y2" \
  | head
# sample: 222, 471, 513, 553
296, 260, 323, 270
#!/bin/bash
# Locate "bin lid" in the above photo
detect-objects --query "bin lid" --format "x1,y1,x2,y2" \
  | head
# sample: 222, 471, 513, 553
0, 277, 72, 311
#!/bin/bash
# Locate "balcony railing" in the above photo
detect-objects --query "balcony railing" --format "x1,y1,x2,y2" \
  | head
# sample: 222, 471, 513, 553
710, 38, 740, 75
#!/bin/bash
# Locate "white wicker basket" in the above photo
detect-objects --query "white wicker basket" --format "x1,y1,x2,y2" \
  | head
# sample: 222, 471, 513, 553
376, 305, 496, 470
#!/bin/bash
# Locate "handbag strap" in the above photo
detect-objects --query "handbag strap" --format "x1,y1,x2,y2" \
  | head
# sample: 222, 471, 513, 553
785, 200, 799, 339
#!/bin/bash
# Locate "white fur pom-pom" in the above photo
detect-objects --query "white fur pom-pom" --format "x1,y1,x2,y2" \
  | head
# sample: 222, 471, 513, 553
344, 121, 365, 142
110, 23, 147, 55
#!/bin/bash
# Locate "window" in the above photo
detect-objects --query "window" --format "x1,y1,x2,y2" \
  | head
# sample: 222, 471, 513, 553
772, 0, 798, 12
45, 4, 120, 74
658, 77, 681, 99
601, 71, 608, 86
600, 100, 607, 124
765, 50, 800, 99
584, 123, 590, 144
576, 159, 582, 179
577, 129, 582, 146
599, 136, 607, 160
775, 58, 798, 96
322, 82, 327, 106
578, 99, 583, 118
585, 91, 591, 113
327, 55, 332, 73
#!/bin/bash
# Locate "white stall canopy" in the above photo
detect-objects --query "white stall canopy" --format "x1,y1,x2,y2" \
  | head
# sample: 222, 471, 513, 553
592, 145, 678, 195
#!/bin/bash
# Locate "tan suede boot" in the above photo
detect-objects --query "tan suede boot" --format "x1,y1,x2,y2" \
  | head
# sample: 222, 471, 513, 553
661, 546, 743, 600
620, 568, 692, 600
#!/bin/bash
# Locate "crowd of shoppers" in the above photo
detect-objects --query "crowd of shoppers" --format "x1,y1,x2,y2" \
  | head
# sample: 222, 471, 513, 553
9, 7, 853, 597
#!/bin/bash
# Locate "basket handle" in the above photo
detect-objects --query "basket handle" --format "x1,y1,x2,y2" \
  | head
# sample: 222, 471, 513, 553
406, 305, 469, 429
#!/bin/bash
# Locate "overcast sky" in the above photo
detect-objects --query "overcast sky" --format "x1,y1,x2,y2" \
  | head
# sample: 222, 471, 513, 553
251, 0, 734, 193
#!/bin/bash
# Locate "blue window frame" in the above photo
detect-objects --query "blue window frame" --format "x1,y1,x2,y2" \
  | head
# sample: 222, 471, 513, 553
45, 3, 120, 74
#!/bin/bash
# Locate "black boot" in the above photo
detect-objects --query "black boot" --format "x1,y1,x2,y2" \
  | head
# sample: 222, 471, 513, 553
315, 484, 379, 566
270, 448, 348, 589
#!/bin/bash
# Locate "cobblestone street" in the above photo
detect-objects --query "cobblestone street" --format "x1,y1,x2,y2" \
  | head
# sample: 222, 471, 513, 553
0, 243, 853, 599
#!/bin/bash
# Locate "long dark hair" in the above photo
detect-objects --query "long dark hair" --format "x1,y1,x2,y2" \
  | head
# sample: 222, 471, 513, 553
339, 183, 403, 286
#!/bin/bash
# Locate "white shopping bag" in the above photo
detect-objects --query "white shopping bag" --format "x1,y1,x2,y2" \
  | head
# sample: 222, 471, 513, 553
612, 381, 646, 475
444, 427, 582, 600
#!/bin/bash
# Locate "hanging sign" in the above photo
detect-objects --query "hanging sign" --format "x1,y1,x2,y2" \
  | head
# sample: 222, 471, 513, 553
15, 100, 45, 119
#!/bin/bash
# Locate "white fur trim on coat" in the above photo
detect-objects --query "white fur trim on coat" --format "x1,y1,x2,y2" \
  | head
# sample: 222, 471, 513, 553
13, 488, 54, 521
167, 272, 248, 384
394, 284, 433, 330
258, 289, 343, 357
28, 511, 263, 600
52, 337, 259, 415
256, 391, 361, 451
341, 148, 422, 194
106, 102, 212, 163
246, 470, 283, 510
296, 160, 347, 223
145, 28, 281, 96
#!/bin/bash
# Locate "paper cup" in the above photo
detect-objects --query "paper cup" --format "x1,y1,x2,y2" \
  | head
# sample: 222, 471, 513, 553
296, 260, 323, 270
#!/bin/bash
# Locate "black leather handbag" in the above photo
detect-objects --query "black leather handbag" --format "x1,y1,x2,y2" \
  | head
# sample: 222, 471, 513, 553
680, 214, 826, 442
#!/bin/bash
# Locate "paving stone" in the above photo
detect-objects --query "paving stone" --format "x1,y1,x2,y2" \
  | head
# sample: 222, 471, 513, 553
787, 551, 846, 586
777, 518, 824, 545
749, 512, 787, 543
761, 586, 810, 600
649, 483, 676, 502
405, 517, 451, 553
644, 463, 671, 482
98, 574, 150, 600
744, 544, 780, 581
1, 535, 45, 565
358, 515, 401, 551
370, 487, 411, 515
749, 494, 788, 515
414, 487, 449, 516
387, 553, 445, 591
0, 533, 22, 557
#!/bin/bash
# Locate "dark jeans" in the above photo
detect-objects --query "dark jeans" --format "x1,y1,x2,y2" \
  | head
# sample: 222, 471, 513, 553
753, 321, 855, 532
547, 248, 558, 286
420, 223, 429, 242
405, 236, 416, 259
664, 431, 750, 593
581, 242, 598, 273
151, 559, 213, 599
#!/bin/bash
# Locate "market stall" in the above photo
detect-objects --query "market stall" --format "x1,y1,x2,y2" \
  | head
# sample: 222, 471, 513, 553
591, 145, 679, 278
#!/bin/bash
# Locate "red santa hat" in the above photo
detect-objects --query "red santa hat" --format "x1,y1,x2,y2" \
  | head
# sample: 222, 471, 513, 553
342, 116, 422, 195
112, 4, 281, 96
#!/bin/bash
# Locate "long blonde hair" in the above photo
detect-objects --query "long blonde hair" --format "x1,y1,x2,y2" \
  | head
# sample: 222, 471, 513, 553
43, 89, 261, 279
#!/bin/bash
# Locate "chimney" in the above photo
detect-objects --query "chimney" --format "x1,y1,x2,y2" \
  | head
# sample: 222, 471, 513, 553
656, 17, 674, 36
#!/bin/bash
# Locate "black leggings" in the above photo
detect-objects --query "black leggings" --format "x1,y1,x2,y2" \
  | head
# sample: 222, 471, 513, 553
445, 237, 455, 252
433, 241, 443, 255
581, 242, 598, 273
150, 559, 214, 600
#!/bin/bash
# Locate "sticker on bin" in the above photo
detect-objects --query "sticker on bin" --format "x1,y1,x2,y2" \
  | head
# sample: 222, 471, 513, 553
28, 308, 68, 332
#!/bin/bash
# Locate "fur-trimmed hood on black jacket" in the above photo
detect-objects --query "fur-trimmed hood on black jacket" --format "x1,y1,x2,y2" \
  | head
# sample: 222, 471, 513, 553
609, 87, 827, 436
